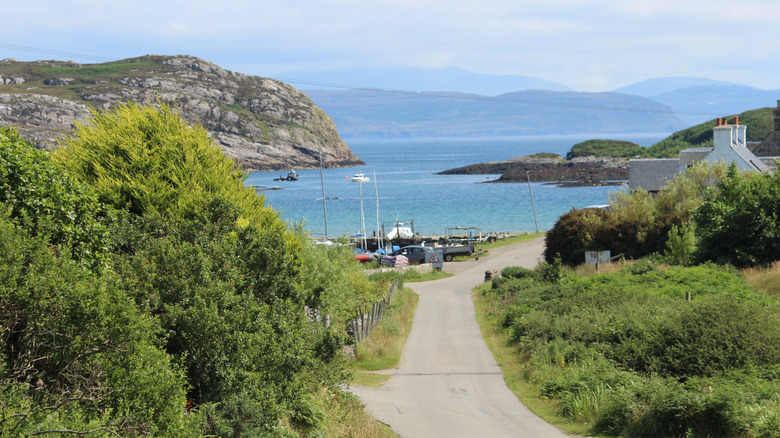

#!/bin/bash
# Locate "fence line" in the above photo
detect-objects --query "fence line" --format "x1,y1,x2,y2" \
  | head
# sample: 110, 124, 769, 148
346, 280, 399, 342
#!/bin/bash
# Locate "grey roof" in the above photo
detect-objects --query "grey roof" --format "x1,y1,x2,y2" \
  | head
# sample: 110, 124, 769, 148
679, 147, 712, 166
629, 159, 679, 192
729, 143, 769, 172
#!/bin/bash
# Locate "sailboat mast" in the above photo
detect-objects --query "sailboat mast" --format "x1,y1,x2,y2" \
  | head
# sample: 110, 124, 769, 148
318, 140, 329, 238
374, 168, 382, 252
359, 180, 367, 250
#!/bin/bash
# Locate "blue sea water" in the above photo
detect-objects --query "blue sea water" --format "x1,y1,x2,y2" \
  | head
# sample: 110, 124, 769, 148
244, 133, 669, 238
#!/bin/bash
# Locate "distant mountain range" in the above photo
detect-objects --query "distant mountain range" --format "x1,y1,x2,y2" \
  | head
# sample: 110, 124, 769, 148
305, 89, 687, 139
275, 66, 571, 96
286, 68, 779, 138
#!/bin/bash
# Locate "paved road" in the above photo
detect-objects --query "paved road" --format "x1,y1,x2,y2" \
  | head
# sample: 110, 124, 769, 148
350, 237, 569, 437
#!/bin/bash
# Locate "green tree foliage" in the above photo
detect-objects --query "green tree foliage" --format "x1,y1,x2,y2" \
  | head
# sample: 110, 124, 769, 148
665, 222, 695, 266
0, 211, 195, 436
0, 127, 109, 269
51, 102, 366, 434
544, 208, 611, 265
566, 139, 644, 159
53, 101, 285, 233
694, 164, 780, 267
545, 162, 727, 265
298, 239, 384, 322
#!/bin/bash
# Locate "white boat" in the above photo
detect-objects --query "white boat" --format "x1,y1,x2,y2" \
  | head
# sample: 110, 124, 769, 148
385, 225, 414, 240
350, 173, 369, 183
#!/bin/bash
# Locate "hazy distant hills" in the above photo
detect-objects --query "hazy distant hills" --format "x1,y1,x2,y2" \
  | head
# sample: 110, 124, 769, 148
276, 66, 571, 96
611, 77, 780, 125
293, 70, 779, 138
612, 77, 744, 97
651, 85, 780, 125
305, 89, 686, 139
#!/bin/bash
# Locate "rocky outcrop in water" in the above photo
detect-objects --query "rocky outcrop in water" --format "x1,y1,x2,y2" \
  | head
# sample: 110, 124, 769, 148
439, 155, 628, 187
0, 55, 363, 170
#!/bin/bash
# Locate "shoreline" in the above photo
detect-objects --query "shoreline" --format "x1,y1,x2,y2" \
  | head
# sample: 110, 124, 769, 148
438, 155, 629, 187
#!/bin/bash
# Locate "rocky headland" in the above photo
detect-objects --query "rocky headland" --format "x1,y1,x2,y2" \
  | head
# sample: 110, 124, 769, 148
0, 55, 364, 171
438, 154, 628, 187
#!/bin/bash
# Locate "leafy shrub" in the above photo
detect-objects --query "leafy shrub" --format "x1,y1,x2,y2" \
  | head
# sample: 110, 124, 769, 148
501, 266, 539, 280
0, 212, 194, 436
544, 208, 611, 265
54, 101, 287, 233
694, 164, 780, 267
0, 127, 110, 269
544, 161, 728, 266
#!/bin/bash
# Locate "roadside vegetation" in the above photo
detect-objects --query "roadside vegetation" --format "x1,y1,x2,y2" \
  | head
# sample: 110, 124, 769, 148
477, 261, 780, 437
352, 272, 418, 373
479, 159, 780, 437
544, 160, 730, 266
0, 104, 392, 436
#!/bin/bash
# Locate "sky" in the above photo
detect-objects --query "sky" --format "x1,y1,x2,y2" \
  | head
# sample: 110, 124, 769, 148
2, 0, 780, 92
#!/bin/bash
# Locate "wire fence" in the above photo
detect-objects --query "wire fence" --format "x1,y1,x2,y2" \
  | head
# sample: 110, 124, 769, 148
346, 280, 399, 343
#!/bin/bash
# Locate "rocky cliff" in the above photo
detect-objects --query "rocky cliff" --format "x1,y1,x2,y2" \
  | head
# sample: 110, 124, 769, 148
0, 55, 363, 170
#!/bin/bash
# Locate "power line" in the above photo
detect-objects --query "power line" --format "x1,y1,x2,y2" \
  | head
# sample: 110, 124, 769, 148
0, 43, 115, 62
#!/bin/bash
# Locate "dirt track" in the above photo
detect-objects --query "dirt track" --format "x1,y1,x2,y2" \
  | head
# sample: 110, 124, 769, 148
350, 237, 570, 437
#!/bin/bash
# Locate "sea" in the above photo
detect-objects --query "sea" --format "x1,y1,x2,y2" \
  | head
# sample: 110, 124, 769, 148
244, 133, 669, 239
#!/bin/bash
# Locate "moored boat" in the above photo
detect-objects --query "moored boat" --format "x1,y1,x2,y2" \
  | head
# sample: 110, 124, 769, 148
350, 173, 369, 183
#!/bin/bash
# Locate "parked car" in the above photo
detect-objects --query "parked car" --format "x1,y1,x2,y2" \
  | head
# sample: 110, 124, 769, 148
389, 246, 434, 265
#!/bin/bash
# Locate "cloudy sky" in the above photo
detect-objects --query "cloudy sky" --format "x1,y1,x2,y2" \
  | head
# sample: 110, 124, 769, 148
2, 0, 779, 91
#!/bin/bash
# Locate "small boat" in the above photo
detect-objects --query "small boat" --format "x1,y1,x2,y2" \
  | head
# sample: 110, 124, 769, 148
350, 173, 369, 183
386, 225, 414, 240
286, 170, 299, 181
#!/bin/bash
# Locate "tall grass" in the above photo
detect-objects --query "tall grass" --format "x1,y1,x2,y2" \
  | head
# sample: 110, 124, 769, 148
743, 261, 780, 296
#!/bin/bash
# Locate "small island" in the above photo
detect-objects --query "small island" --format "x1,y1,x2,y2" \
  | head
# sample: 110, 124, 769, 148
438, 140, 640, 187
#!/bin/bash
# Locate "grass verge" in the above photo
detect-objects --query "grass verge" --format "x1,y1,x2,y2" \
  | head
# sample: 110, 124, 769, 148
351, 372, 391, 387
316, 388, 397, 438
351, 286, 418, 371
403, 268, 452, 282
472, 283, 598, 437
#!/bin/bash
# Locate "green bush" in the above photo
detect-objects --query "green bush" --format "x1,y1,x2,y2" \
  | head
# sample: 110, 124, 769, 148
694, 164, 780, 267
0, 127, 110, 269
544, 161, 728, 266
54, 101, 287, 234
0, 212, 194, 436
501, 265, 539, 280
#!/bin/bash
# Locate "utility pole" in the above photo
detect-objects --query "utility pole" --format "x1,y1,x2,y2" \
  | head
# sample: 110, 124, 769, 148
527, 171, 539, 233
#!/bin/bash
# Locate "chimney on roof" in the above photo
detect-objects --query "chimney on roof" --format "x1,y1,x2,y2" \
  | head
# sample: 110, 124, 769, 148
717, 118, 722, 126
735, 116, 739, 125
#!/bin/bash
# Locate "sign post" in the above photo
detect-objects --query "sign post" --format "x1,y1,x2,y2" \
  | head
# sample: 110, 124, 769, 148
585, 250, 611, 270
427, 249, 444, 270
